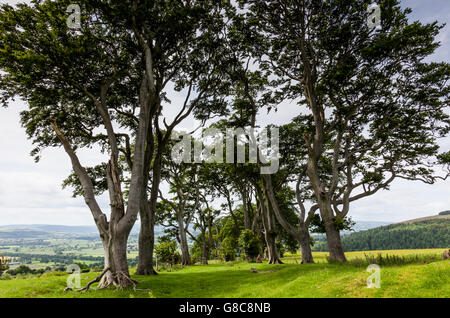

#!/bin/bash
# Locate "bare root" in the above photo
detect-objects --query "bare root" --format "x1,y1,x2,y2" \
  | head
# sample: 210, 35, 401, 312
113, 271, 138, 290
76, 268, 138, 292
78, 267, 111, 292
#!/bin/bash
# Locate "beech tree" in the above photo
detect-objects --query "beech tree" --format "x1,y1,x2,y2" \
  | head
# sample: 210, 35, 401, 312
0, 0, 148, 288
0, 0, 231, 285
190, 196, 220, 265
246, 0, 450, 262
97, 0, 232, 275
158, 160, 201, 266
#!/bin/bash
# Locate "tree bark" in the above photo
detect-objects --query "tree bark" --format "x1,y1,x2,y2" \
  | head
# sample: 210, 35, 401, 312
136, 132, 159, 275
136, 206, 157, 275
320, 203, 347, 262
299, 224, 314, 264
201, 232, 209, 265
176, 192, 191, 265
178, 215, 192, 266
261, 175, 314, 264
99, 233, 135, 289
240, 188, 251, 230
255, 183, 283, 264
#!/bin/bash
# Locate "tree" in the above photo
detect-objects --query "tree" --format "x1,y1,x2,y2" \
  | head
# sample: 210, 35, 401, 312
0, 0, 147, 288
159, 159, 201, 266
0, 0, 233, 285
100, 0, 232, 275
154, 237, 180, 266
246, 0, 450, 262
0, 256, 8, 275
259, 122, 316, 263
188, 192, 220, 265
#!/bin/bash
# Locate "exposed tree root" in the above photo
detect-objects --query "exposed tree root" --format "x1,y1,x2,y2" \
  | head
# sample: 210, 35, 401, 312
76, 268, 138, 292
113, 271, 138, 290
135, 267, 158, 275
267, 259, 283, 264
78, 267, 110, 292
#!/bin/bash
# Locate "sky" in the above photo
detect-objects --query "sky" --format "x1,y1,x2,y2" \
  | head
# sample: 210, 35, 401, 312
0, 0, 449, 226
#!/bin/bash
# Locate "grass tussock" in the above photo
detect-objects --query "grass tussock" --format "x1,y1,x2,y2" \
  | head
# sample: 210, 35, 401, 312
328, 253, 441, 266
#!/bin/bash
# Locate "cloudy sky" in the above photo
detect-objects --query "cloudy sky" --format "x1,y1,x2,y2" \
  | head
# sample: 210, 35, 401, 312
0, 0, 449, 226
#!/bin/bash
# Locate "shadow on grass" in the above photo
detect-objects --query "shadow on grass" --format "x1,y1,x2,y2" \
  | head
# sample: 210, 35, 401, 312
129, 262, 361, 298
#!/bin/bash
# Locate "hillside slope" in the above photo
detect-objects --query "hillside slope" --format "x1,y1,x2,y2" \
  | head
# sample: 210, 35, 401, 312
340, 217, 450, 251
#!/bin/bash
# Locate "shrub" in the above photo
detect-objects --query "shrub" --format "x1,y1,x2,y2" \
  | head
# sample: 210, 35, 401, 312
155, 239, 181, 265
190, 241, 203, 264
73, 262, 90, 273
0, 273, 12, 280
7, 265, 33, 275
219, 236, 237, 261
238, 230, 261, 262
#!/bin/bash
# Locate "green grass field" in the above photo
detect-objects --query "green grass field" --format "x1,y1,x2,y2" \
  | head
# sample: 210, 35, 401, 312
0, 249, 448, 298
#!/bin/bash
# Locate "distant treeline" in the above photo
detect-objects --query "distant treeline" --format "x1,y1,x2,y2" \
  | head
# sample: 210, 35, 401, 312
313, 219, 450, 252
3, 252, 104, 265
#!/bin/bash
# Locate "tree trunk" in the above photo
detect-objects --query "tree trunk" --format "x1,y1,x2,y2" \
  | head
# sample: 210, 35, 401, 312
255, 183, 283, 264
201, 231, 208, 265
99, 233, 135, 289
299, 224, 314, 264
306, 157, 346, 262
241, 188, 251, 230
136, 153, 162, 275
180, 233, 191, 266
320, 202, 347, 262
136, 208, 157, 275
261, 174, 314, 264
321, 210, 347, 262
177, 205, 191, 266
264, 230, 282, 264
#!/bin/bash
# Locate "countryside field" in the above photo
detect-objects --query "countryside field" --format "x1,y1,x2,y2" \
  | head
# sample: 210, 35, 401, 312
0, 249, 448, 298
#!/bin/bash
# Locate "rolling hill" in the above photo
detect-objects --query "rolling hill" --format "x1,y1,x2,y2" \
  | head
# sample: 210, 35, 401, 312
339, 215, 450, 251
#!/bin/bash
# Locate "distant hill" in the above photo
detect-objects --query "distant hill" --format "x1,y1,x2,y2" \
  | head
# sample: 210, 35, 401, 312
0, 223, 157, 238
346, 220, 391, 232
339, 215, 450, 251
0, 224, 98, 234
397, 214, 450, 224
311, 214, 450, 252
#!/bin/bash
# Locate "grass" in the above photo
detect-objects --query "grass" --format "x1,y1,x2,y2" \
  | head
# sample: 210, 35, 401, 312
0, 249, 448, 298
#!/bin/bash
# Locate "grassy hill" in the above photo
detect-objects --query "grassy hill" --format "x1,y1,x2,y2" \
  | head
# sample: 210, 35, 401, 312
0, 249, 448, 298
397, 214, 450, 224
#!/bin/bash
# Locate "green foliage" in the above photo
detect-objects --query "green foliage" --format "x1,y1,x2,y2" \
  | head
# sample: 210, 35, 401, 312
0, 255, 8, 275
238, 230, 261, 262
189, 241, 203, 264
315, 219, 450, 251
73, 262, 90, 273
7, 265, 45, 276
219, 236, 237, 262
310, 214, 356, 233
345, 219, 450, 251
154, 238, 180, 265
